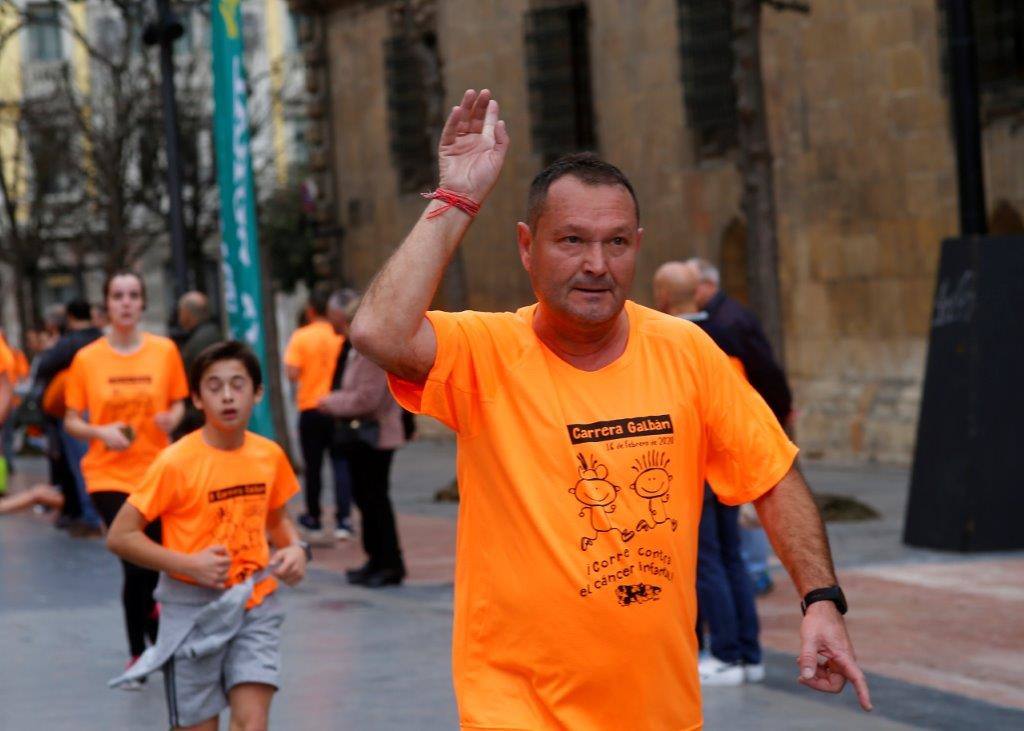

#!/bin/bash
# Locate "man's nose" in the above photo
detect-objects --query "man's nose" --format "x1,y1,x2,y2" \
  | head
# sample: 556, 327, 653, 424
580, 241, 608, 276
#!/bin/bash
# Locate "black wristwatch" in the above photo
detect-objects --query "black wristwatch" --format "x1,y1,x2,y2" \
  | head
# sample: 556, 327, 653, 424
298, 540, 313, 563
801, 585, 847, 615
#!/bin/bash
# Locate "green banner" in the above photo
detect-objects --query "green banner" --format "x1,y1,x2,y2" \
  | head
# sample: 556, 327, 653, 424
211, 0, 274, 438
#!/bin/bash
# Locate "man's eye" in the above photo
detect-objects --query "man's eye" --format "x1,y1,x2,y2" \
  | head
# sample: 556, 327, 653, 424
610, 237, 627, 246
563, 235, 581, 244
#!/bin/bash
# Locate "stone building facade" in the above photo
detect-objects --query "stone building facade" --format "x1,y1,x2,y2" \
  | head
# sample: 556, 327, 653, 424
289, 0, 1024, 464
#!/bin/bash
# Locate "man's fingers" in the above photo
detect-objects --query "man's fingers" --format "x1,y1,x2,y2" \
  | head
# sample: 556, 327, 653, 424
832, 654, 873, 711
494, 119, 509, 149
482, 99, 499, 140
209, 545, 230, 556
468, 88, 491, 134
440, 105, 463, 147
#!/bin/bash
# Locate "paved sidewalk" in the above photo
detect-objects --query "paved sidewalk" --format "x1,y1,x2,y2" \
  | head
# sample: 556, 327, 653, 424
1, 442, 1022, 729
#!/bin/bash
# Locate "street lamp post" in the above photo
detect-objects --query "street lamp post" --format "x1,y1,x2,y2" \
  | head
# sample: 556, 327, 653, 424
144, 0, 189, 301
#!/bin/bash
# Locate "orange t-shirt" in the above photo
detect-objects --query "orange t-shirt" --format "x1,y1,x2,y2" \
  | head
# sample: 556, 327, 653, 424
13, 348, 29, 382
283, 320, 343, 411
65, 334, 189, 494
129, 430, 300, 608
0, 339, 12, 381
389, 301, 797, 731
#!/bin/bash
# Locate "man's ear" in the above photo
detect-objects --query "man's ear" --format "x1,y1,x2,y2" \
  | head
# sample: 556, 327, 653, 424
254, 385, 265, 405
635, 226, 644, 252
517, 222, 533, 273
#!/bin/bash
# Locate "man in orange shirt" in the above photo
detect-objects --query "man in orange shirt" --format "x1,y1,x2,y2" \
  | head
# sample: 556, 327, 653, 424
284, 284, 353, 539
352, 89, 872, 729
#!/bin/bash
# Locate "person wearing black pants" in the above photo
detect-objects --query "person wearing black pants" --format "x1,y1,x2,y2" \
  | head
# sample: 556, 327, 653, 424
346, 444, 404, 584
317, 290, 406, 587
92, 491, 162, 658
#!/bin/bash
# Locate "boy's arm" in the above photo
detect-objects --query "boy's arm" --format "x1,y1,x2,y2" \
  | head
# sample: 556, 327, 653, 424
267, 507, 306, 586
106, 503, 231, 589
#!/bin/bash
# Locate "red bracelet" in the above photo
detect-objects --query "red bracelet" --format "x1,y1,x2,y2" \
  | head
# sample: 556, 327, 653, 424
421, 188, 481, 219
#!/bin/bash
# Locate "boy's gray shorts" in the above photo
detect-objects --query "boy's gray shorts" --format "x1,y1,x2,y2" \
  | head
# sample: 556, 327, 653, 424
163, 591, 284, 728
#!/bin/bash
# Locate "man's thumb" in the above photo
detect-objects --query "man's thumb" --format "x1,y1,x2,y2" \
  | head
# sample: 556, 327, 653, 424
798, 646, 818, 680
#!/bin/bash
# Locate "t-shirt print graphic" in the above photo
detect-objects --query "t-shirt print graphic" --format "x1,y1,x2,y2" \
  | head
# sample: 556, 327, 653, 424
569, 453, 636, 550
567, 420, 680, 608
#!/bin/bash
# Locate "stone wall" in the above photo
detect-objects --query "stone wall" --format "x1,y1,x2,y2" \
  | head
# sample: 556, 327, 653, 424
320, 0, 1023, 464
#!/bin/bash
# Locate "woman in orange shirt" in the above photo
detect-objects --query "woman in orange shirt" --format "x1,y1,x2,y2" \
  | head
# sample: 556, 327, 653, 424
64, 271, 189, 682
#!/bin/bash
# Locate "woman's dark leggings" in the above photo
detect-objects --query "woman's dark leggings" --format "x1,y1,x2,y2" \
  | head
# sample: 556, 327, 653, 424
92, 491, 162, 658
347, 446, 404, 572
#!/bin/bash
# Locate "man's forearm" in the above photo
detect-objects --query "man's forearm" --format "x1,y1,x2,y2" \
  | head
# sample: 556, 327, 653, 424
351, 203, 472, 376
754, 466, 837, 596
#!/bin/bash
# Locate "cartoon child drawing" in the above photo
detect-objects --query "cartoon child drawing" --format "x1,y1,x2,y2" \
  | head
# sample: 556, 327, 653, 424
629, 451, 678, 532
569, 453, 635, 550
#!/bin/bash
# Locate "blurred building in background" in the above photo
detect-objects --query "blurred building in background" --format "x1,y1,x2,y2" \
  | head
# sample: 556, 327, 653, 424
287, 0, 1024, 463
0, 0, 311, 337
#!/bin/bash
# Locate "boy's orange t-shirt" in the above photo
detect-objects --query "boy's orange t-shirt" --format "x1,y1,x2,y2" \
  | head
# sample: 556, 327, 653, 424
389, 301, 798, 731
283, 321, 343, 411
65, 334, 189, 494
129, 430, 300, 608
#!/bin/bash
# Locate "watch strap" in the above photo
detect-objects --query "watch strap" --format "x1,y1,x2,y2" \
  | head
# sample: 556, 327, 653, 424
801, 585, 847, 615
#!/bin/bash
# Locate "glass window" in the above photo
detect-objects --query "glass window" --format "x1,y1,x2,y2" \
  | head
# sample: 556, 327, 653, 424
26, 3, 63, 62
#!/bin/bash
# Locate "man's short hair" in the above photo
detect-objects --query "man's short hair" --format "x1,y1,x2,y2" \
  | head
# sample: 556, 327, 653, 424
527, 152, 640, 230
328, 288, 359, 314
189, 340, 262, 396
687, 258, 720, 286
308, 282, 333, 317
179, 292, 211, 321
65, 299, 92, 322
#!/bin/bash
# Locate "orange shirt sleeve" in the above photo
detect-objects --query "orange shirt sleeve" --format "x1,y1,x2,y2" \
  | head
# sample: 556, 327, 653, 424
269, 446, 301, 510
166, 344, 190, 401
388, 311, 500, 435
694, 327, 798, 505
128, 457, 185, 523
64, 350, 88, 413
283, 330, 303, 368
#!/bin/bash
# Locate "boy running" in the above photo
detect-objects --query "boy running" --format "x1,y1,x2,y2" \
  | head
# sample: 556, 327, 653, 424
106, 341, 309, 730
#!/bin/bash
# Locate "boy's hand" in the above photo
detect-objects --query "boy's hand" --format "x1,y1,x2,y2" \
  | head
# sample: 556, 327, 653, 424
270, 544, 307, 586
185, 545, 231, 589
98, 423, 132, 451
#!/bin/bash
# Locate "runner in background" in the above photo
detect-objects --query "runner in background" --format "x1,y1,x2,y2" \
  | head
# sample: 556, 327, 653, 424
284, 284, 354, 540
0, 335, 14, 493
64, 271, 189, 685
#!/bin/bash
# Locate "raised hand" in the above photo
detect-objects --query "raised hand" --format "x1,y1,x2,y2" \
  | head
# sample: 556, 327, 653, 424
798, 603, 873, 711
437, 89, 510, 202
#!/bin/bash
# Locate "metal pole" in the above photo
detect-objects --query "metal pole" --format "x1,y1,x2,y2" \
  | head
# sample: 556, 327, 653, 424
946, 0, 988, 236
153, 0, 190, 298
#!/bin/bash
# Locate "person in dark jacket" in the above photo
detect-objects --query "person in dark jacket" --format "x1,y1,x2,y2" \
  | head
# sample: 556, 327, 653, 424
687, 258, 792, 427
654, 261, 769, 686
173, 292, 223, 439
33, 299, 104, 533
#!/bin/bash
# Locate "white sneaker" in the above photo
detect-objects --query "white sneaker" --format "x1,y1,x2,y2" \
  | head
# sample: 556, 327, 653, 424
743, 662, 766, 683
333, 526, 353, 541
699, 656, 745, 686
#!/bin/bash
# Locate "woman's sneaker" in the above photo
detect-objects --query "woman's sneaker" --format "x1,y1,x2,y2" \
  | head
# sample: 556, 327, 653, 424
698, 656, 745, 686
333, 519, 354, 541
